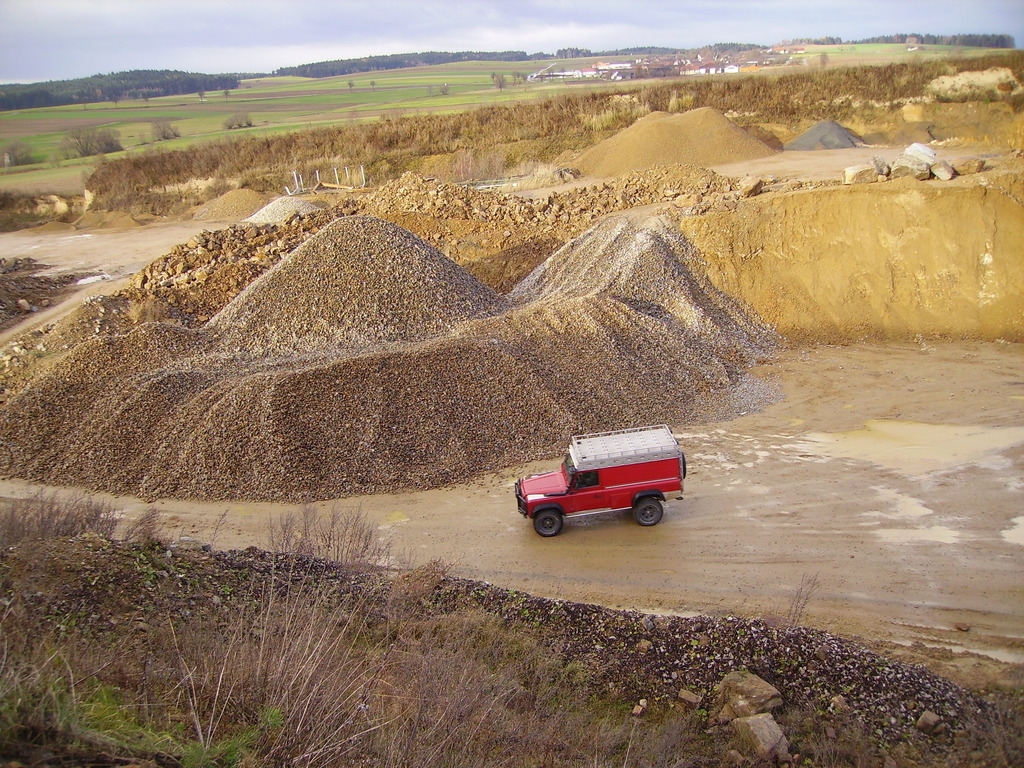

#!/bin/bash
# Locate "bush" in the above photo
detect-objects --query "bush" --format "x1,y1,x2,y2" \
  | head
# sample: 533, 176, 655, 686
223, 112, 253, 130
58, 126, 122, 159
151, 119, 180, 142
3, 140, 35, 166
0, 491, 117, 547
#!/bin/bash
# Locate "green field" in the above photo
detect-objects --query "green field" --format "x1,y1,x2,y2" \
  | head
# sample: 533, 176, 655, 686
0, 45, 1014, 195
0, 58, 628, 194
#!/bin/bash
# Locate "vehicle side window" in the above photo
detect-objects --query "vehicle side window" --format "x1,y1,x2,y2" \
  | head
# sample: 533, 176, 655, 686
575, 470, 600, 489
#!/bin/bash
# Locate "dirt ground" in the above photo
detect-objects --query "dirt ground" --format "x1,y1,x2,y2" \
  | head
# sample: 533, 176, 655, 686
1, 146, 1021, 689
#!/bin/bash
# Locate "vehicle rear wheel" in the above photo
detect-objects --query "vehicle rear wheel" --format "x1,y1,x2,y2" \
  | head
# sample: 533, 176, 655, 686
633, 498, 663, 526
533, 509, 563, 537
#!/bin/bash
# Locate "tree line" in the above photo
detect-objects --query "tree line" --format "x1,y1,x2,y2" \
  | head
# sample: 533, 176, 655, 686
274, 51, 549, 79
782, 34, 1014, 48
0, 70, 241, 111
852, 33, 1015, 48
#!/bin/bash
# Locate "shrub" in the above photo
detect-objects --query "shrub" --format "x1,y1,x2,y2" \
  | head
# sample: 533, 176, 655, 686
0, 491, 117, 547
151, 119, 180, 142
58, 126, 122, 159
223, 112, 254, 130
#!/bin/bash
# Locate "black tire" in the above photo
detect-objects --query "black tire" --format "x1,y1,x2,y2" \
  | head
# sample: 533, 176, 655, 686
633, 498, 663, 527
533, 509, 563, 537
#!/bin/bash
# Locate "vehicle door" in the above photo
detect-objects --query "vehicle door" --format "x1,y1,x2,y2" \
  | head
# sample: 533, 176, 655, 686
566, 469, 607, 514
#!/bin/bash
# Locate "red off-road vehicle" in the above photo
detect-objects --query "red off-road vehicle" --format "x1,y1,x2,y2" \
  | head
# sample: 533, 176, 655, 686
515, 425, 686, 537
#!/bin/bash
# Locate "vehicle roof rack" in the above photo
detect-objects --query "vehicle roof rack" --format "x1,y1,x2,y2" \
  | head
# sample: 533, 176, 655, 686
569, 424, 681, 470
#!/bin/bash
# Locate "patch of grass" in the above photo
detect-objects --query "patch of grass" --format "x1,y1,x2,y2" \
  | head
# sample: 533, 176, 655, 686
0, 491, 117, 547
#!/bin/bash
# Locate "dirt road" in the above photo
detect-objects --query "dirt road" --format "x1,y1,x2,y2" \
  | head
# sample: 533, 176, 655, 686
2, 338, 1020, 680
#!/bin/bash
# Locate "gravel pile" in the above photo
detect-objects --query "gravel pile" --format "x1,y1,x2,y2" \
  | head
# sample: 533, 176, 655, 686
576, 108, 778, 178
438, 578, 983, 744
785, 120, 866, 151
0, 216, 775, 502
210, 216, 505, 356
192, 188, 268, 221
244, 196, 325, 225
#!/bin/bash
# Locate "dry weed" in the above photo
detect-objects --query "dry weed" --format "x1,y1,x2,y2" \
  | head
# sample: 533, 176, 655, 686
0, 491, 117, 547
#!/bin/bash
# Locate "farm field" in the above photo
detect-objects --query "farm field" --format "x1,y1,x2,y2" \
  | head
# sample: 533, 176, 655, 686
0, 57, 628, 193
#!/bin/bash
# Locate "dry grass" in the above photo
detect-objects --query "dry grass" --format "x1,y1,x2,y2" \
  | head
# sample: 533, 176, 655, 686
1, 495, 1019, 767
0, 491, 117, 547
264, 504, 392, 569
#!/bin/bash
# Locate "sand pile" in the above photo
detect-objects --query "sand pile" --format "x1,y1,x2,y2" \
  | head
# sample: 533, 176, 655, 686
244, 196, 324, 225
210, 216, 505, 355
73, 210, 143, 230
575, 108, 777, 178
785, 121, 865, 151
0, 216, 775, 502
192, 189, 268, 222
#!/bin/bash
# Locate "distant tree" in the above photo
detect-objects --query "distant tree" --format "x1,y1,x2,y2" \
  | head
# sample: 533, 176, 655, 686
348, 80, 355, 91
369, 80, 376, 91
151, 119, 180, 141
59, 126, 122, 158
223, 112, 253, 130
3, 140, 34, 166
198, 89, 206, 102
109, 90, 122, 107
223, 89, 230, 100
494, 73, 507, 91
439, 82, 450, 96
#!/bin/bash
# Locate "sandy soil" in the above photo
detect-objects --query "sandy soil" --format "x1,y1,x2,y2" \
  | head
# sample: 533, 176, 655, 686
1, 150, 1021, 687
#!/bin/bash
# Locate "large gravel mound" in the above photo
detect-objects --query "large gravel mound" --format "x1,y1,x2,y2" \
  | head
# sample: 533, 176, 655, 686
575, 108, 777, 178
210, 216, 505, 355
193, 189, 268, 221
0, 217, 775, 502
785, 120, 865, 151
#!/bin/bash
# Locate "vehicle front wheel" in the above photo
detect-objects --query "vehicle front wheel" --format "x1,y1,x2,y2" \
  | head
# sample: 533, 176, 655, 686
633, 498, 663, 526
533, 509, 563, 537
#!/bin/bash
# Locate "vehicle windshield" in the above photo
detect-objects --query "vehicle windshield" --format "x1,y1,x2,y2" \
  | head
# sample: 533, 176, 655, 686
562, 453, 576, 480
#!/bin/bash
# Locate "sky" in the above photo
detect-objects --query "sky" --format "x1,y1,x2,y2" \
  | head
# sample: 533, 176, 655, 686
1, 0, 1021, 83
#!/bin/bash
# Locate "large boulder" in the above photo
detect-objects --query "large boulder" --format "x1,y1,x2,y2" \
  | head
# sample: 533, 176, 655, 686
712, 670, 783, 723
731, 713, 791, 762
890, 153, 932, 180
843, 164, 878, 185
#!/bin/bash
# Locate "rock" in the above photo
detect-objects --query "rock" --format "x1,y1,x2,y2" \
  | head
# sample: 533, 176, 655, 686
632, 698, 648, 716
637, 639, 653, 653
830, 694, 851, 713
871, 155, 891, 176
16, 298, 31, 312
915, 709, 942, 734
904, 142, 937, 165
882, 757, 898, 768
843, 164, 878, 184
723, 749, 748, 766
890, 154, 932, 180
677, 688, 703, 710
954, 622, 971, 632
930, 160, 956, 181
952, 157, 985, 175
737, 176, 763, 197
713, 670, 782, 723
731, 713, 791, 761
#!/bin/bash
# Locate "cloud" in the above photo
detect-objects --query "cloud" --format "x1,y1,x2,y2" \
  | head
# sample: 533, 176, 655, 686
1, 0, 1020, 82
